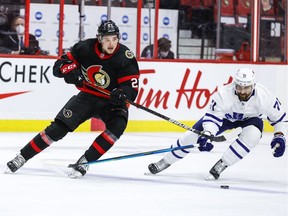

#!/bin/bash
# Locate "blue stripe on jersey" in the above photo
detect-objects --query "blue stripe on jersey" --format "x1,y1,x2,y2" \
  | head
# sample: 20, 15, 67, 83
171, 139, 190, 159
269, 112, 286, 126
205, 113, 223, 123
176, 139, 190, 153
171, 146, 183, 159
236, 139, 250, 153
229, 145, 243, 159
229, 139, 250, 159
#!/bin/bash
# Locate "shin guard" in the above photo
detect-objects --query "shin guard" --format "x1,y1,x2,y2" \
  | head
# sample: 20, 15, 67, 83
85, 130, 118, 161
222, 125, 261, 166
164, 131, 198, 164
20, 131, 54, 161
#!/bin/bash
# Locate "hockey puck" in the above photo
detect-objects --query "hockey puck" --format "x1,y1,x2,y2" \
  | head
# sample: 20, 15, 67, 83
220, 185, 229, 189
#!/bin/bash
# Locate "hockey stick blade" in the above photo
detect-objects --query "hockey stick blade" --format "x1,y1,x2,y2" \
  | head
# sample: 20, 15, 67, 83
83, 82, 240, 142
68, 144, 196, 168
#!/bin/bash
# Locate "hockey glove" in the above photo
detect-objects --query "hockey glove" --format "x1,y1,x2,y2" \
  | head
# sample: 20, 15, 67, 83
109, 88, 127, 105
271, 132, 286, 157
197, 131, 214, 152
60, 60, 83, 87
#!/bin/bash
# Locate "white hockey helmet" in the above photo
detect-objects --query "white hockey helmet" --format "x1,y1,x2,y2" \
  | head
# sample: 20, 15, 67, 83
234, 68, 256, 87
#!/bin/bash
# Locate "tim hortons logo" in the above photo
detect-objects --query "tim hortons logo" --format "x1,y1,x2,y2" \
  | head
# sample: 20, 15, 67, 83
136, 68, 233, 110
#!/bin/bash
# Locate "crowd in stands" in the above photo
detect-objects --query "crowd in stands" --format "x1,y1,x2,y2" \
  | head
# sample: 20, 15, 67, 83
0, 0, 286, 61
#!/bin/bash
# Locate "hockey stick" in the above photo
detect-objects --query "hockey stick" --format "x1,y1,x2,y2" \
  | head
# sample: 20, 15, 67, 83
84, 82, 241, 142
68, 144, 197, 168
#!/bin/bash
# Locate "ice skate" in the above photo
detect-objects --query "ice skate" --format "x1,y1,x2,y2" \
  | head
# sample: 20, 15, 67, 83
68, 155, 89, 179
148, 158, 170, 174
7, 154, 26, 173
205, 159, 228, 180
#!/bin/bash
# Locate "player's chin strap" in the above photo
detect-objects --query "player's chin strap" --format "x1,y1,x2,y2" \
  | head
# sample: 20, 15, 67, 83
84, 82, 241, 142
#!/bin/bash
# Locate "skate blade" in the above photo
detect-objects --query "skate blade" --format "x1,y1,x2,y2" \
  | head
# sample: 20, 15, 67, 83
144, 172, 153, 176
68, 170, 84, 179
205, 174, 216, 181
4, 166, 14, 174
144, 168, 154, 176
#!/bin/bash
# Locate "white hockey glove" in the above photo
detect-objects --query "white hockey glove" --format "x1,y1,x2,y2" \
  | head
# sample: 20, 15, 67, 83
271, 132, 286, 157
197, 131, 214, 152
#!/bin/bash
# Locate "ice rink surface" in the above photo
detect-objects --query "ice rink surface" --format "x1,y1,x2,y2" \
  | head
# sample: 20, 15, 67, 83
0, 131, 287, 216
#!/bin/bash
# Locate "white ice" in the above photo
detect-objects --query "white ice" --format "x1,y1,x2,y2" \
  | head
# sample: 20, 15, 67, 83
0, 132, 287, 216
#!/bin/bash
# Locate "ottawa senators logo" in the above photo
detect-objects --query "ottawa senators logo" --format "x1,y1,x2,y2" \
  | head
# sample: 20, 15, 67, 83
125, 50, 134, 59
63, 108, 73, 118
81, 65, 110, 88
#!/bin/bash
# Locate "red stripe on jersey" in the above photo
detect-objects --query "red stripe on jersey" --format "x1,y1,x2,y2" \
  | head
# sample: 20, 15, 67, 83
92, 141, 106, 155
118, 75, 139, 84
94, 41, 120, 59
102, 131, 115, 145
30, 140, 41, 153
77, 85, 110, 99
66, 52, 78, 64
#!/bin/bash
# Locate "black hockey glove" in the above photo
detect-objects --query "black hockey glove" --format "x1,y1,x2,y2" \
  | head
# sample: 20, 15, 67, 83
63, 70, 83, 87
109, 88, 127, 105
60, 60, 83, 87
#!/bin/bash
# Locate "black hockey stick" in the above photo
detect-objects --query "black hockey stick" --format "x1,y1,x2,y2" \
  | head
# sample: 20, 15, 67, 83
84, 82, 240, 142
68, 144, 197, 168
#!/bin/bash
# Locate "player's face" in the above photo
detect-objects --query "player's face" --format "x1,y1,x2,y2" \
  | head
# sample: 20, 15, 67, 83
235, 84, 253, 101
100, 35, 119, 54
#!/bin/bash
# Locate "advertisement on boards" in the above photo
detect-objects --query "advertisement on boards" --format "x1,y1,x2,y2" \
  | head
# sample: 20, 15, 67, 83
0, 58, 287, 125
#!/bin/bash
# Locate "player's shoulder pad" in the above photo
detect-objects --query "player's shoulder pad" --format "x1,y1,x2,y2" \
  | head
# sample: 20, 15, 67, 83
70, 38, 97, 61
217, 82, 234, 96
255, 82, 272, 94
255, 82, 277, 105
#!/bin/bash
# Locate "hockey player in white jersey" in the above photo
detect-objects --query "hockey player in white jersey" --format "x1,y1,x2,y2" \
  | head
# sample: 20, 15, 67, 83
148, 68, 287, 180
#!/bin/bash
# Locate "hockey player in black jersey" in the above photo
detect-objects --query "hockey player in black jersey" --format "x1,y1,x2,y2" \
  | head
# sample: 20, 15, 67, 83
7, 20, 140, 178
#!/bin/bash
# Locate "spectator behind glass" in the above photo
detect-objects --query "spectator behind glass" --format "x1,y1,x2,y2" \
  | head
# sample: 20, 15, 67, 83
141, 37, 175, 59
0, 16, 40, 54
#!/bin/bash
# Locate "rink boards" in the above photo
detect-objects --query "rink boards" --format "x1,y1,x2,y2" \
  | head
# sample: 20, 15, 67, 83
0, 57, 287, 132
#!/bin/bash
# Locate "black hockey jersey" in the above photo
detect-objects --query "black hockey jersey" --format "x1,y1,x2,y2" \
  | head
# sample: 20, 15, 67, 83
55, 38, 139, 101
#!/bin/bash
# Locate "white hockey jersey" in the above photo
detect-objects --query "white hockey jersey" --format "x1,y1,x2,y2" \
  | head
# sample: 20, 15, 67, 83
203, 82, 287, 136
